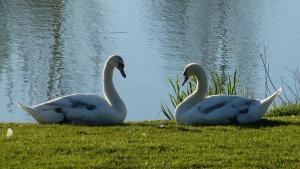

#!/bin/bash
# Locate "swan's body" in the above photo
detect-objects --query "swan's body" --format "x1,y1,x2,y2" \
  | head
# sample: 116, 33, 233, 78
18, 55, 127, 125
175, 63, 281, 125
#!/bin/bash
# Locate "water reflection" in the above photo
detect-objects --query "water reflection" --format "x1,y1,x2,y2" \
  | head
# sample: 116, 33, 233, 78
0, 0, 299, 122
215, 0, 231, 84
47, 0, 65, 99
0, 0, 107, 121
146, 0, 262, 91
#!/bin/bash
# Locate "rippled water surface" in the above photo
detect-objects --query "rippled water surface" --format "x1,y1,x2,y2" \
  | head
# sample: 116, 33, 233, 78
0, 0, 299, 122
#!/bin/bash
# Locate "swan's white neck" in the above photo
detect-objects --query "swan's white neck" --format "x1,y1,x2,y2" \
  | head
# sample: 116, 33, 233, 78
103, 61, 126, 118
175, 66, 208, 119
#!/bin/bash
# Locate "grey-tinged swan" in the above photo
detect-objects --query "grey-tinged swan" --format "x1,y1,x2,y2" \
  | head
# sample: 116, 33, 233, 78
17, 55, 127, 125
175, 63, 281, 125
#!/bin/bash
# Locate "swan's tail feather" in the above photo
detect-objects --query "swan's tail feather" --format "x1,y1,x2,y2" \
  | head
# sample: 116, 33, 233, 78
260, 88, 282, 114
17, 103, 42, 123
260, 88, 282, 105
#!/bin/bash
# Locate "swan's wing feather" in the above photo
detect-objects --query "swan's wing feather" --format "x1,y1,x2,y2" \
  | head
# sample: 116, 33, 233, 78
34, 94, 109, 111
188, 95, 259, 124
33, 94, 120, 124
63, 103, 121, 125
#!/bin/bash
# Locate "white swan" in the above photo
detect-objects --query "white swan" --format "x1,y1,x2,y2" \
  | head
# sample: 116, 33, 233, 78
175, 63, 282, 125
17, 55, 127, 125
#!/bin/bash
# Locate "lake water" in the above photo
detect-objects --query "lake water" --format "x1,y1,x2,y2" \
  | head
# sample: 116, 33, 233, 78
0, 0, 299, 122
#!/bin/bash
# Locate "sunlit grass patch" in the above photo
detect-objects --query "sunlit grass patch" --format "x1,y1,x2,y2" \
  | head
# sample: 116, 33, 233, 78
1, 116, 299, 168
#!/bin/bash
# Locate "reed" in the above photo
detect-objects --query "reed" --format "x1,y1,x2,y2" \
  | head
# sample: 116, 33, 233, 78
259, 46, 300, 105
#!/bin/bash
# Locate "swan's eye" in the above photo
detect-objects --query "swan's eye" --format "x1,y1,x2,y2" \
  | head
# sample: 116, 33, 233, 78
183, 70, 187, 76
118, 63, 124, 69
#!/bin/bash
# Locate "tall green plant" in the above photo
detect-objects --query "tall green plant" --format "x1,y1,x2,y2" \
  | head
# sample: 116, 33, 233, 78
160, 70, 242, 120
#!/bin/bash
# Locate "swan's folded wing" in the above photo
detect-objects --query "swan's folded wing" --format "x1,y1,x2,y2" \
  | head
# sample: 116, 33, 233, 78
190, 96, 259, 124
33, 94, 109, 111
30, 93, 123, 125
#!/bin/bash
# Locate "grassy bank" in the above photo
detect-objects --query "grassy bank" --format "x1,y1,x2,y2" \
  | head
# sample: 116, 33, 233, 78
267, 103, 300, 117
1, 116, 299, 169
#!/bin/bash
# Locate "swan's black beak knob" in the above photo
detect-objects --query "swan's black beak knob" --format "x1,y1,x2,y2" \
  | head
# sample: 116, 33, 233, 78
118, 63, 126, 78
182, 69, 189, 86
182, 75, 189, 86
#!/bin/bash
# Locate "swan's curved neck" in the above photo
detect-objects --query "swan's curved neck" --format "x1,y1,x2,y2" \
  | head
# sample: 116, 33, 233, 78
103, 62, 126, 117
175, 66, 207, 118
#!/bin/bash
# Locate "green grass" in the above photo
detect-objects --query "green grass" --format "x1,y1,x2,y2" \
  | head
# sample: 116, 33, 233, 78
1, 116, 299, 169
267, 103, 300, 117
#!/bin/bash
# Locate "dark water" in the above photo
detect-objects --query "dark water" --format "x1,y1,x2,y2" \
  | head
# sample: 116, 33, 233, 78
0, 0, 299, 122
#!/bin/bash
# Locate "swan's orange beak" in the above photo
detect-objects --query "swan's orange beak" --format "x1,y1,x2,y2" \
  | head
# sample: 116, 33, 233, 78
182, 75, 189, 86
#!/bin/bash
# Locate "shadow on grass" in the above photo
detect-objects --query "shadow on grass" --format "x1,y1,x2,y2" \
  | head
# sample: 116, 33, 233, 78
128, 118, 300, 133
57, 122, 132, 127
236, 118, 300, 128
14, 117, 297, 132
